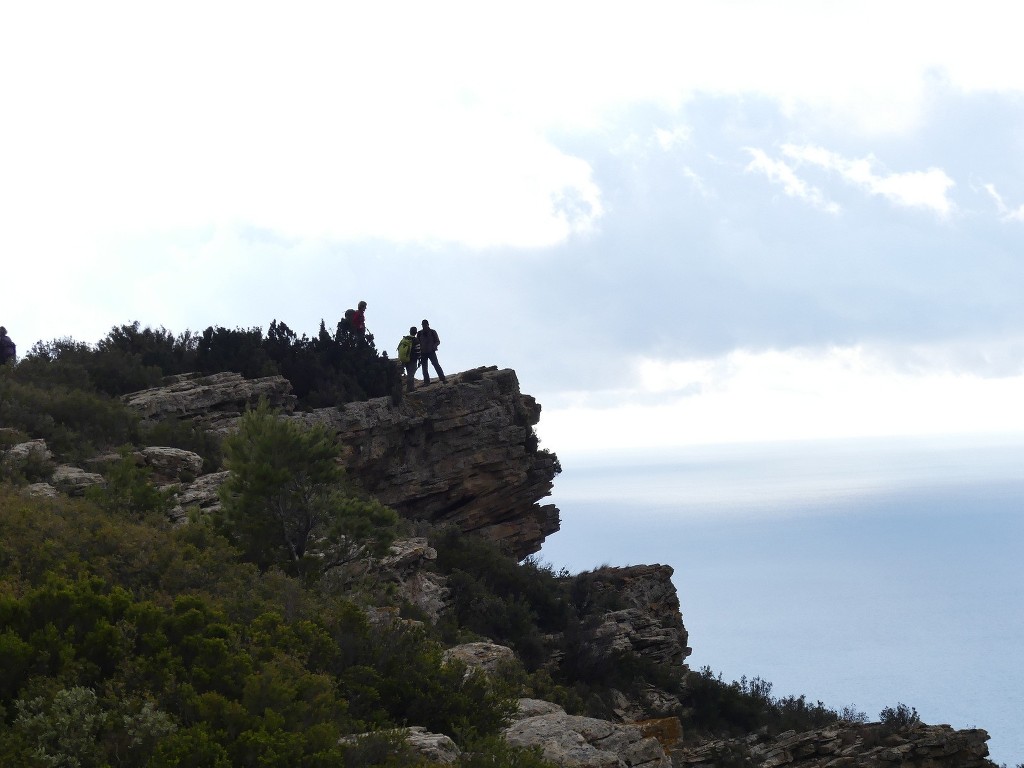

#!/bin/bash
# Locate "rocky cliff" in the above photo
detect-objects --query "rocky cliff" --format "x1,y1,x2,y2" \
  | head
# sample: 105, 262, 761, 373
122, 366, 560, 557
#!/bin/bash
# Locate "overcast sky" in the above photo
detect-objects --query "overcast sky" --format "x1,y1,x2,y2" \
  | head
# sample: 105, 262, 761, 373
4, 2, 1024, 454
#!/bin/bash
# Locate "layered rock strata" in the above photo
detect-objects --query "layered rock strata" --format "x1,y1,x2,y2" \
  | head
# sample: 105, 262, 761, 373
295, 367, 560, 557
122, 371, 296, 433
504, 699, 671, 768
122, 366, 561, 557
674, 722, 994, 768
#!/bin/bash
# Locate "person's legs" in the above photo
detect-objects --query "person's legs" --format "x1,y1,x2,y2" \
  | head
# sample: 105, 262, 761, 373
420, 356, 431, 385
427, 352, 446, 383
405, 361, 416, 391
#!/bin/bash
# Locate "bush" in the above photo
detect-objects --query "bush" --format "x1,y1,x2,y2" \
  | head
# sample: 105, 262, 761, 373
85, 448, 176, 519
680, 667, 841, 741
218, 401, 399, 579
879, 702, 920, 730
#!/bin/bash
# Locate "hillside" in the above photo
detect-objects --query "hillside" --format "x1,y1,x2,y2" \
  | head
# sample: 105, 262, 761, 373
0, 325, 1001, 768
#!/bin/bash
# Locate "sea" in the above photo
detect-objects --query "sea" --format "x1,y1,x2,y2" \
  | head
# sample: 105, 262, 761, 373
537, 433, 1024, 766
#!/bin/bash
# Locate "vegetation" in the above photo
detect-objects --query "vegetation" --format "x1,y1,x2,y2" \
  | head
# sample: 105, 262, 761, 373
1, 319, 917, 765
217, 401, 399, 580
0, 485, 521, 766
879, 702, 921, 731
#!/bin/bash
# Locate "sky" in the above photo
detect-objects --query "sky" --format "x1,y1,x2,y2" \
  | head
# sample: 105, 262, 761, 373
4, 2, 1024, 455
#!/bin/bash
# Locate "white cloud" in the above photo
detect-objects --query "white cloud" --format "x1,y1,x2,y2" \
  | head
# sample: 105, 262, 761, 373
745, 149, 840, 212
538, 345, 1024, 454
983, 183, 1024, 221
782, 145, 956, 215
655, 125, 692, 151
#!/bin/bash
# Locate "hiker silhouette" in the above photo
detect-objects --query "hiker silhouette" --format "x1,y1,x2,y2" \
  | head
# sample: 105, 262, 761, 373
416, 319, 446, 385
0, 326, 16, 365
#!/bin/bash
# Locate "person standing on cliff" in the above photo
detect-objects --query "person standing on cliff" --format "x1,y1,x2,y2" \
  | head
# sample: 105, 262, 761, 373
0, 326, 15, 365
352, 301, 368, 336
417, 319, 446, 385
398, 326, 421, 391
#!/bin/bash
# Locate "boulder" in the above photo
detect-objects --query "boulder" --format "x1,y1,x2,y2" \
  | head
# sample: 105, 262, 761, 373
443, 642, 517, 677
51, 465, 105, 496
402, 727, 461, 764
22, 483, 58, 498
141, 446, 203, 482
504, 701, 670, 768
6, 439, 53, 464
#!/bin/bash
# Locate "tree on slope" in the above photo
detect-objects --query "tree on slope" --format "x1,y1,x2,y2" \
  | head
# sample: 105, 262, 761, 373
218, 400, 398, 578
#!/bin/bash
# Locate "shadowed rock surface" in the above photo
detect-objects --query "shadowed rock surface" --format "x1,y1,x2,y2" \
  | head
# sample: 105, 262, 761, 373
122, 366, 560, 557
675, 722, 993, 768
295, 366, 560, 557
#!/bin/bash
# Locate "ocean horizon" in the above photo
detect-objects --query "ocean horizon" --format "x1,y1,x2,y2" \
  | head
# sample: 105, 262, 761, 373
538, 433, 1024, 766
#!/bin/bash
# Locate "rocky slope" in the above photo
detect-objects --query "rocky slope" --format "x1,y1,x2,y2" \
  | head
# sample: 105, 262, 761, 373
8, 366, 999, 768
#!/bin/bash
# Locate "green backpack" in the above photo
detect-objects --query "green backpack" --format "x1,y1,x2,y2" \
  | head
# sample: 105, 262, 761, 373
397, 336, 413, 363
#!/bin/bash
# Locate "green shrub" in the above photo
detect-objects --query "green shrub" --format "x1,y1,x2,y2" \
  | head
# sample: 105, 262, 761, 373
0, 368, 137, 462
680, 666, 841, 741
218, 401, 399, 579
879, 702, 920, 730
85, 448, 176, 520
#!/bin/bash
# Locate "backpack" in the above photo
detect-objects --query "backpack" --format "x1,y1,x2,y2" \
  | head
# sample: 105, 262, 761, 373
397, 336, 413, 363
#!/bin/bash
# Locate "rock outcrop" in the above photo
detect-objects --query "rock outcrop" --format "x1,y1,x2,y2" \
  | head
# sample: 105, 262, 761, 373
124, 366, 561, 557
504, 699, 671, 768
674, 722, 993, 768
443, 642, 517, 677
122, 371, 296, 434
295, 367, 559, 557
581, 565, 691, 669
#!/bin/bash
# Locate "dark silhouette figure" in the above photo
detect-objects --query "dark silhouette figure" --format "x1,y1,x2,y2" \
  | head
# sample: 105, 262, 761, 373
353, 301, 367, 335
0, 326, 15, 365
398, 326, 421, 392
417, 319, 446, 385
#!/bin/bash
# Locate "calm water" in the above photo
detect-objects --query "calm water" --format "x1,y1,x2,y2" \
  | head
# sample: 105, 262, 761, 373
538, 435, 1024, 766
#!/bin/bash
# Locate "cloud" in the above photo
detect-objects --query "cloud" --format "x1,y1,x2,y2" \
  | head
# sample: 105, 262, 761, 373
983, 183, 1024, 221
655, 125, 692, 151
782, 145, 956, 214
538, 345, 1024, 454
745, 149, 840, 212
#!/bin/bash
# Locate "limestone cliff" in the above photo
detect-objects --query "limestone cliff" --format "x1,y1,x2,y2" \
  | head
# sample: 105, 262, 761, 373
122, 366, 560, 557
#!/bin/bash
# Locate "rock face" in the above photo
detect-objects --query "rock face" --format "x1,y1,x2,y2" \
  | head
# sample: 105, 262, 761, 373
122, 372, 296, 434
504, 699, 671, 768
582, 565, 691, 669
295, 367, 560, 557
124, 366, 560, 557
674, 722, 994, 768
